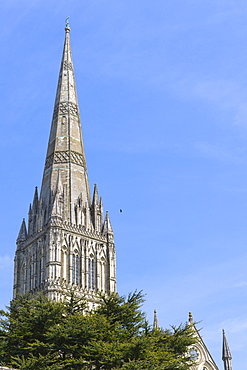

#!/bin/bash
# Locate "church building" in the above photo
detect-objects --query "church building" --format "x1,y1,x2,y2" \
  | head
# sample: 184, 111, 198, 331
13, 22, 232, 370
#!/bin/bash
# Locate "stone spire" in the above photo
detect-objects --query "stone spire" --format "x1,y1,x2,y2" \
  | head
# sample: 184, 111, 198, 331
222, 330, 232, 370
17, 219, 27, 244
102, 211, 114, 236
13, 22, 116, 303
153, 309, 159, 329
40, 20, 90, 224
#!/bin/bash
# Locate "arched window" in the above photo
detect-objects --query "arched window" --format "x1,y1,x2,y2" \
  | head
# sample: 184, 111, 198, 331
100, 259, 105, 292
92, 259, 95, 289
72, 254, 75, 283
74, 205, 78, 225
39, 257, 42, 286
29, 263, 32, 291
22, 263, 26, 294
61, 247, 67, 281
75, 255, 79, 285
72, 253, 79, 285
88, 259, 91, 288
88, 256, 96, 290
53, 242, 57, 261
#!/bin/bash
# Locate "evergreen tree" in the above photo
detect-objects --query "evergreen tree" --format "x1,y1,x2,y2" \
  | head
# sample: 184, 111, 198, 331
0, 292, 195, 370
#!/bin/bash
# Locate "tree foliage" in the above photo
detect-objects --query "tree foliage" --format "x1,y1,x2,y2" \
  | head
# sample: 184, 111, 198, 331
0, 292, 195, 370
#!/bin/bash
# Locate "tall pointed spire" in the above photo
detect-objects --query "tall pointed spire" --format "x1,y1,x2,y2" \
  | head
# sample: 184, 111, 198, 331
40, 20, 90, 224
14, 23, 116, 306
222, 330, 232, 370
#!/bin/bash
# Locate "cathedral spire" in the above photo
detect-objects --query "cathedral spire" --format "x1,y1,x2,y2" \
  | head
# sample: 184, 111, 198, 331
14, 24, 116, 305
222, 330, 232, 370
40, 21, 90, 224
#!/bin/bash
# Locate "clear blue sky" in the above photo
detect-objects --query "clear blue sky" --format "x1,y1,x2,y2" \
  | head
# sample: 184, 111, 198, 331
1, 1, 247, 368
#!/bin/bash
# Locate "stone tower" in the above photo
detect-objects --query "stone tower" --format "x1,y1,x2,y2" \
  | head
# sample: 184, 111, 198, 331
13, 22, 116, 306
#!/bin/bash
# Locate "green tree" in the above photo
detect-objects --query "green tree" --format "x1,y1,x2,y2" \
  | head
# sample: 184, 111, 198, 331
0, 292, 195, 370
0, 293, 65, 362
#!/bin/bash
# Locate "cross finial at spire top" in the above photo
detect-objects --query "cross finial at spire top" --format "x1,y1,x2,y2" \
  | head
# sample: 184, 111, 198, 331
65, 17, 70, 32
188, 312, 194, 324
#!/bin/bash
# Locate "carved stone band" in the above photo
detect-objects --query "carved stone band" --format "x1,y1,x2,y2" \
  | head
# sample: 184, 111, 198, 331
45, 150, 85, 169
53, 102, 79, 120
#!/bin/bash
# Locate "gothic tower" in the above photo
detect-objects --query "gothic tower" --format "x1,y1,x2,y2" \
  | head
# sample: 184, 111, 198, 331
13, 22, 116, 306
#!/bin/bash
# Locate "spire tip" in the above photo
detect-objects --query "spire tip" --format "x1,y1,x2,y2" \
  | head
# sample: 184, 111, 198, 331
65, 16, 70, 32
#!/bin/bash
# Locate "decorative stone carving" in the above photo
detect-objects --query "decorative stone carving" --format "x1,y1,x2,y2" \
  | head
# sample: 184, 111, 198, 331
45, 150, 85, 169
63, 60, 73, 71
53, 102, 79, 117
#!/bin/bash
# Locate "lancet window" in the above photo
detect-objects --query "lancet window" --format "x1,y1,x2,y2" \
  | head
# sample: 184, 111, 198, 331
100, 259, 106, 292
61, 248, 67, 281
88, 256, 96, 290
22, 263, 26, 294
29, 263, 32, 291
72, 252, 79, 285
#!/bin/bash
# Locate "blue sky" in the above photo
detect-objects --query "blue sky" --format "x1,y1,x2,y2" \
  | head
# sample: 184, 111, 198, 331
1, 1, 247, 368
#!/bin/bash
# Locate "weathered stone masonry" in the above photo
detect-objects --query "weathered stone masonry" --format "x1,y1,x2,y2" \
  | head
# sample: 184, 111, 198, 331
13, 22, 116, 308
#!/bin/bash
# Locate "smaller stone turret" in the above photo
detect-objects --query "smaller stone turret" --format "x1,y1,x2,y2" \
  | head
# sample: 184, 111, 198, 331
102, 211, 114, 240
17, 219, 27, 245
222, 329, 232, 370
153, 309, 159, 329
92, 184, 103, 232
